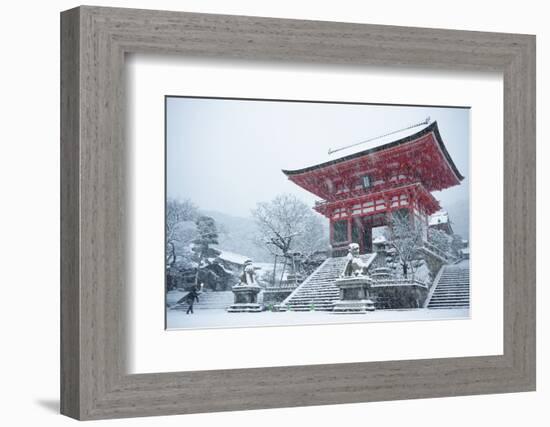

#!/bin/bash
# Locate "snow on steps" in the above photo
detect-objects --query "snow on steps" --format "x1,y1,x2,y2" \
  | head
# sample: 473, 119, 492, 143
280, 254, 377, 312
424, 261, 470, 309
170, 290, 234, 311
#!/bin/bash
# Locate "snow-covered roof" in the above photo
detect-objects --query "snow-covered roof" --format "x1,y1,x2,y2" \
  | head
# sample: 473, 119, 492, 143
282, 119, 437, 173
372, 235, 387, 244
174, 255, 198, 268
429, 210, 449, 226
216, 250, 251, 265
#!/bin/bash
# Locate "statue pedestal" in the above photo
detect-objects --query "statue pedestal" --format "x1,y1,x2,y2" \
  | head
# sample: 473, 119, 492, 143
332, 276, 375, 314
227, 284, 262, 313
370, 267, 394, 281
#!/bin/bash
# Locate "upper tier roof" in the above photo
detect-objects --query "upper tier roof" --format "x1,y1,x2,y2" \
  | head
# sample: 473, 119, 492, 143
282, 121, 463, 181
429, 210, 450, 226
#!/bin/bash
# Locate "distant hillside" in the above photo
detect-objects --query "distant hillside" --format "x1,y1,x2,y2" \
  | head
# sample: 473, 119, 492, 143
204, 200, 470, 260
202, 210, 273, 263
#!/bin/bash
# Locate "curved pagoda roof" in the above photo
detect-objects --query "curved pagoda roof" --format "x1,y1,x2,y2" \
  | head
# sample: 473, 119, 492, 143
282, 121, 464, 200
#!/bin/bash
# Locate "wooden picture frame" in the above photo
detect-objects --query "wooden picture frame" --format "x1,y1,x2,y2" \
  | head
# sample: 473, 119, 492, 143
60, 5, 536, 420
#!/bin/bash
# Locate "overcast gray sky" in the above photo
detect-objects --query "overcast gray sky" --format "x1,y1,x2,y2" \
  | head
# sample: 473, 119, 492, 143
166, 97, 469, 218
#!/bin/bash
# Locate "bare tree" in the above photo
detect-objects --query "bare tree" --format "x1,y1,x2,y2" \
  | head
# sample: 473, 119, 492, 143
252, 194, 327, 259
166, 198, 198, 267
252, 194, 328, 285
389, 210, 424, 278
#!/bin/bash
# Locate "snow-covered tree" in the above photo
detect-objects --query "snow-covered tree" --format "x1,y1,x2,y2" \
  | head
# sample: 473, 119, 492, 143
450, 234, 465, 256
252, 194, 328, 284
428, 228, 451, 254
166, 198, 198, 267
252, 194, 327, 259
192, 216, 220, 286
389, 209, 424, 278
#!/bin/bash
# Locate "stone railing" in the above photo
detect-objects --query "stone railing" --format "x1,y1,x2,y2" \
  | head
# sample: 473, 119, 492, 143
418, 241, 457, 263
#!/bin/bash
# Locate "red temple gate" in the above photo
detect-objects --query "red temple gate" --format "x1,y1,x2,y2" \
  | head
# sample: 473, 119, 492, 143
282, 121, 463, 256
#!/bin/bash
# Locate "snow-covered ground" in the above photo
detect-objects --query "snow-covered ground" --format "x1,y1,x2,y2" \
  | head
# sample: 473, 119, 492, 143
167, 307, 469, 330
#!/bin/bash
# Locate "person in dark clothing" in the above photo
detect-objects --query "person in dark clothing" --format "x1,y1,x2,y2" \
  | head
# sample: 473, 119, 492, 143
186, 286, 200, 314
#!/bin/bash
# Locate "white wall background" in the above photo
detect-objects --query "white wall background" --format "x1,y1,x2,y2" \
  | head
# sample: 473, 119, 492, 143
0, 0, 546, 425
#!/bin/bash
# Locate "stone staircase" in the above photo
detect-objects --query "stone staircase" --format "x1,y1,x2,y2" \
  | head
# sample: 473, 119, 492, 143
425, 261, 470, 309
170, 290, 234, 311
280, 254, 377, 312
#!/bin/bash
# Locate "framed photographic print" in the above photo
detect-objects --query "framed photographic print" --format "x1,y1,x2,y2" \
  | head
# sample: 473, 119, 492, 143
61, 5, 536, 420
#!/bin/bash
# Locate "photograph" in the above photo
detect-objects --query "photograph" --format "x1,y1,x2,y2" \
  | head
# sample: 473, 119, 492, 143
165, 97, 471, 330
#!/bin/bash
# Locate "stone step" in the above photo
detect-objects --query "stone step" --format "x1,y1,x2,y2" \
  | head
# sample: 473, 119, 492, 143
431, 292, 469, 296
286, 301, 335, 306
433, 293, 469, 297
438, 280, 469, 283
428, 305, 469, 309
295, 290, 339, 294
434, 291, 469, 294
430, 299, 470, 303
432, 291, 469, 295
429, 300, 469, 304
294, 295, 339, 300
434, 288, 470, 295
292, 293, 337, 298
286, 303, 333, 307
438, 281, 469, 284
437, 284, 469, 287
436, 281, 469, 284
432, 292, 470, 296
430, 296, 469, 299
433, 289, 470, 293
302, 284, 338, 288
432, 294, 470, 298
302, 283, 338, 287
429, 304, 469, 307
290, 296, 338, 300
435, 284, 469, 288
286, 304, 334, 309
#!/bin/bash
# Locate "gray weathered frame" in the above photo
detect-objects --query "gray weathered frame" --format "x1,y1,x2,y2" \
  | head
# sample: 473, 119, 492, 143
60, 5, 536, 421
